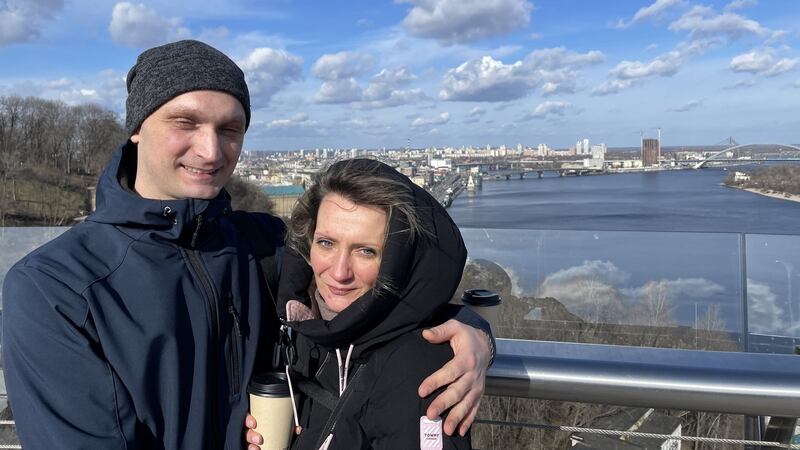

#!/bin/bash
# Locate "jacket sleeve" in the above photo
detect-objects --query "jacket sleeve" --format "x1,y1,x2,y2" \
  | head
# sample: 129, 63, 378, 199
2, 265, 136, 449
431, 304, 496, 365
361, 334, 472, 450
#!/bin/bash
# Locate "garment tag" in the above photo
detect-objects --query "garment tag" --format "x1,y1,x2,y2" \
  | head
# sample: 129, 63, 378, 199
419, 416, 443, 449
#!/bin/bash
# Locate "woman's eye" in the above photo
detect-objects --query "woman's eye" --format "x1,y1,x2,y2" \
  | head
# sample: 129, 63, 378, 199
316, 239, 333, 248
358, 248, 377, 257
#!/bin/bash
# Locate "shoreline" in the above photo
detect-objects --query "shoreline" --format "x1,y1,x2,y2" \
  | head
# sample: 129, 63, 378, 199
727, 184, 800, 204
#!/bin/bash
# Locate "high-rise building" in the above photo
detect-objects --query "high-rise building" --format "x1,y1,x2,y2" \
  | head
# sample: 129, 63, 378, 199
642, 138, 660, 166
576, 140, 582, 154
537, 143, 549, 156
591, 143, 607, 159
583, 138, 590, 155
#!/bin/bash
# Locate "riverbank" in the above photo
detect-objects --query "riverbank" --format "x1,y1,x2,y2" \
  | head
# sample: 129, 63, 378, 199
727, 185, 800, 203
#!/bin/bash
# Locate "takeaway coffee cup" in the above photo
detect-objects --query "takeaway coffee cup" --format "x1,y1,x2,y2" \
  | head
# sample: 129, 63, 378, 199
248, 371, 294, 450
461, 289, 502, 328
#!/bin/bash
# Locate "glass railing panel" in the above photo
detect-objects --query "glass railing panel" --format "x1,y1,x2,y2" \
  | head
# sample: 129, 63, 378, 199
0, 227, 69, 304
458, 228, 745, 351
745, 233, 800, 354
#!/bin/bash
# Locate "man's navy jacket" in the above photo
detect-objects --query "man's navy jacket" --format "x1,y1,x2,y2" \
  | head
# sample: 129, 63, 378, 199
2, 142, 284, 449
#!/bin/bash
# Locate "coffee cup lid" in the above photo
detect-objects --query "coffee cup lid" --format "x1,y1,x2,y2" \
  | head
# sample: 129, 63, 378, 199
248, 371, 290, 397
462, 289, 501, 307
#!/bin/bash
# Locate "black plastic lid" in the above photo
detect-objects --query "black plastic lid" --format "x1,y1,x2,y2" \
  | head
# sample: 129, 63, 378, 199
462, 289, 502, 307
248, 371, 290, 397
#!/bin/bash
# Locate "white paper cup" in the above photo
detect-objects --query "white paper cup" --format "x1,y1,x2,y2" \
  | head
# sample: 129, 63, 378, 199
248, 372, 294, 450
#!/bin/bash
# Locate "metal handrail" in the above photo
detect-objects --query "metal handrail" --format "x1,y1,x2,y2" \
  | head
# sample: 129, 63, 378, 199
486, 338, 800, 417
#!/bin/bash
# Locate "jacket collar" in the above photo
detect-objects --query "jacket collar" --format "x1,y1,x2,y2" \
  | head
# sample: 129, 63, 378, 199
87, 141, 232, 242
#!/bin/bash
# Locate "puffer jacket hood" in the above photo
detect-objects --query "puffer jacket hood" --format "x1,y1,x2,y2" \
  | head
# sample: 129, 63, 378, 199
278, 159, 467, 358
88, 140, 232, 242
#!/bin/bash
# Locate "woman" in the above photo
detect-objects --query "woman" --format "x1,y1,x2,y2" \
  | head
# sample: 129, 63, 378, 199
273, 158, 472, 449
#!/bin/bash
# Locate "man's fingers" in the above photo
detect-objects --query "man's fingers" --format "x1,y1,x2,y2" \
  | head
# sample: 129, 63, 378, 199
425, 378, 469, 421
422, 319, 460, 344
457, 397, 482, 436
419, 359, 461, 398
442, 388, 481, 436
245, 414, 256, 429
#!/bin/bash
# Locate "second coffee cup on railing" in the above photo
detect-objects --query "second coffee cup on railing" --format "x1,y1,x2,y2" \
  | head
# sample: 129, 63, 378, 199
461, 288, 502, 328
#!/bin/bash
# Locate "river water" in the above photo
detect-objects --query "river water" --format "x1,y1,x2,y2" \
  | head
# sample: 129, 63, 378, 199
448, 167, 800, 234
448, 167, 800, 348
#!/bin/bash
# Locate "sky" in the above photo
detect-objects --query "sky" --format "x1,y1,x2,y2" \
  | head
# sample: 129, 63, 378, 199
1, 0, 799, 151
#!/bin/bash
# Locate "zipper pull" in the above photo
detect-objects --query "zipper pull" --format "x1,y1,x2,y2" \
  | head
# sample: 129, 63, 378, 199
227, 295, 241, 330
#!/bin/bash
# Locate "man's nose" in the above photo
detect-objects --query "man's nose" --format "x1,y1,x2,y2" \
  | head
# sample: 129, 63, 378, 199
194, 126, 223, 161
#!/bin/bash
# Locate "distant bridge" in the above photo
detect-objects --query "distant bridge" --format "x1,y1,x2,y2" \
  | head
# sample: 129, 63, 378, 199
693, 143, 800, 169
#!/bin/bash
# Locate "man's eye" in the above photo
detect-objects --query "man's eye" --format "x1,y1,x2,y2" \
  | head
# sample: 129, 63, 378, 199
173, 119, 195, 128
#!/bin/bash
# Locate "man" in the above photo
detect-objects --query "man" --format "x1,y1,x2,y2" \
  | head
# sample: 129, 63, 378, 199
2, 40, 492, 449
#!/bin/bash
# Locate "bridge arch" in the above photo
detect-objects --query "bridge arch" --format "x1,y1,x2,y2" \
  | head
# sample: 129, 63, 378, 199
693, 143, 800, 169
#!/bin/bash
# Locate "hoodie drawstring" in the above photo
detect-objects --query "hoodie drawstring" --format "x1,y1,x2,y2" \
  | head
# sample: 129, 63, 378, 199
285, 365, 300, 429
335, 344, 355, 396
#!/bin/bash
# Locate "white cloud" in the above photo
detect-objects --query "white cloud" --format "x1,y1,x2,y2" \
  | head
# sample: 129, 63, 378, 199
267, 112, 311, 128
466, 106, 485, 118
730, 48, 799, 77
723, 78, 757, 89
108, 2, 191, 48
258, 112, 326, 138
747, 279, 788, 335
311, 66, 428, 109
311, 51, 375, 81
440, 48, 604, 102
0, 0, 64, 46
411, 112, 450, 128
314, 79, 362, 104
399, 0, 532, 45
724, 0, 757, 11
623, 278, 725, 301
358, 88, 428, 109
669, 5, 768, 40
238, 47, 304, 107
525, 47, 605, 70
538, 260, 629, 323
358, 67, 428, 109
439, 56, 530, 101
615, 0, 684, 29
523, 101, 577, 120
669, 99, 704, 112
765, 30, 790, 45
593, 41, 709, 96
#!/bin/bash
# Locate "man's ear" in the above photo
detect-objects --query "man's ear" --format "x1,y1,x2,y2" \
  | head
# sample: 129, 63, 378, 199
130, 127, 141, 144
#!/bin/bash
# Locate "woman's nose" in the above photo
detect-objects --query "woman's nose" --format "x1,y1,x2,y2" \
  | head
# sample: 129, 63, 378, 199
330, 251, 354, 282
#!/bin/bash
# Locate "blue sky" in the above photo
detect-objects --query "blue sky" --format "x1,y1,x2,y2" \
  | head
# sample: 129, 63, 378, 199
1, 0, 799, 151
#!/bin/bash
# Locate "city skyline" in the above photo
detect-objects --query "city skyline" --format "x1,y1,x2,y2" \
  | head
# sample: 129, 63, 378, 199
1, 0, 799, 150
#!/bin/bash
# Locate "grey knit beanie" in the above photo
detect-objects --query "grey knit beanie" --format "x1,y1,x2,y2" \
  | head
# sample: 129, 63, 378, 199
125, 39, 250, 135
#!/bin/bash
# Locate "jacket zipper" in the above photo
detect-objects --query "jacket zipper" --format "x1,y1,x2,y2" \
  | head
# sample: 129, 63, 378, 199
183, 217, 223, 449
227, 294, 242, 395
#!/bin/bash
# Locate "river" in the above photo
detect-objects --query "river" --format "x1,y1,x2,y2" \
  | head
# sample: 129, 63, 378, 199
448, 167, 800, 234
448, 167, 800, 349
